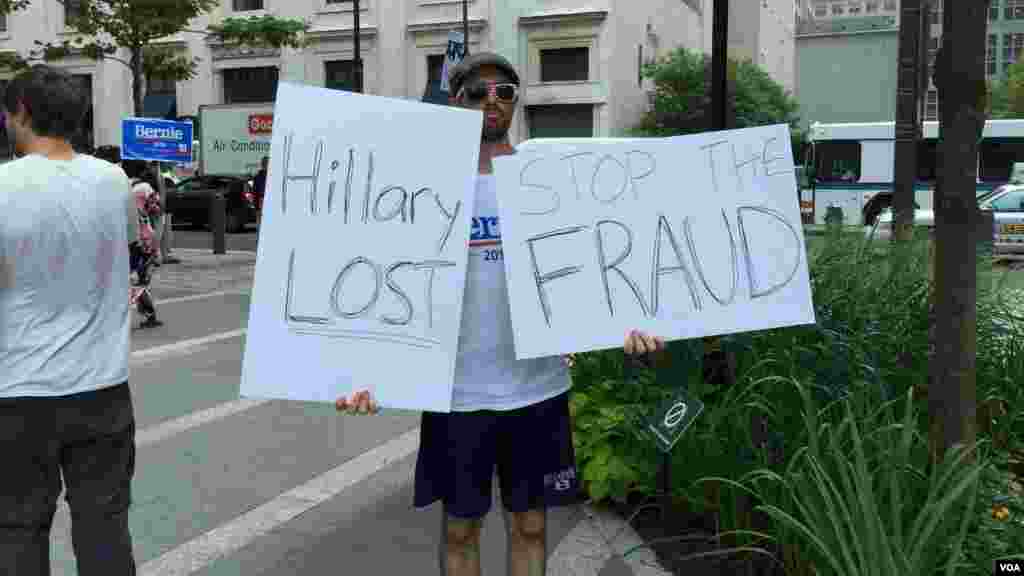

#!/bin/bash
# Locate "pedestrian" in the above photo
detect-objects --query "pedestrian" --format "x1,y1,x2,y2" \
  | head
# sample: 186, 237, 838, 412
0, 64, 138, 575
335, 52, 666, 576
124, 161, 163, 328
253, 155, 268, 227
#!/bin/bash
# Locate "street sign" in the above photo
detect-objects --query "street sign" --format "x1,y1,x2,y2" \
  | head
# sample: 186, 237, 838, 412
440, 31, 466, 93
121, 117, 193, 164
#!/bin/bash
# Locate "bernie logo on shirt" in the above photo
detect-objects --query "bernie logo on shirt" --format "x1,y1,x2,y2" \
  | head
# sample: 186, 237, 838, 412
470, 216, 501, 247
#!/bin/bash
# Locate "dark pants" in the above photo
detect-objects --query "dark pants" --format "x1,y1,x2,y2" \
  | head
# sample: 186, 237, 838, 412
0, 382, 136, 576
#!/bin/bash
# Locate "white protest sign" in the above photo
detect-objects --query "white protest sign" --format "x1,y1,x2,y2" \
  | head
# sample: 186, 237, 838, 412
494, 124, 815, 359
241, 82, 482, 412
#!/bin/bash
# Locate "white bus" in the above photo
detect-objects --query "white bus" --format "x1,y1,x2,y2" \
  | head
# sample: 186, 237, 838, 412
802, 119, 1024, 226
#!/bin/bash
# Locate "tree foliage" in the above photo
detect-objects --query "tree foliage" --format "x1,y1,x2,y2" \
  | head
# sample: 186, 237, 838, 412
1, 0, 309, 114
988, 59, 1024, 119
632, 47, 805, 157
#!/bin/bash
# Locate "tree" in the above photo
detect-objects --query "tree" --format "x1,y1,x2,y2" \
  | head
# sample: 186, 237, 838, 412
633, 47, 805, 160
929, 0, 988, 460
0, 0, 308, 116
988, 59, 1024, 118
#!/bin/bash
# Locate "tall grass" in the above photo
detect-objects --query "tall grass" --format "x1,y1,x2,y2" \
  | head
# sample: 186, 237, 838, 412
569, 227, 1024, 573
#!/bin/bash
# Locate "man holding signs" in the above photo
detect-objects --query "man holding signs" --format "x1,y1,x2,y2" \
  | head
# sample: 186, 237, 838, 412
337, 54, 664, 576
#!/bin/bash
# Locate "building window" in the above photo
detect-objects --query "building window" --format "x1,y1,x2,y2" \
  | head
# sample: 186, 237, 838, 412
232, 0, 263, 11
988, 34, 999, 76
924, 89, 938, 121
148, 75, 176, 95
917, 140, 938, 182
528, 105, 594, 138
1009, 33, 1024, 66
883, 0, 896, 11
427, 54, 445, 86
831, 3, 845, 16
324, 60, 358, 92
64, 0, 83, 26
981, 141, 1024, 182
0, 13, 7, 32
865, 1, 878, 13
540, 47, 589, 82
992, 0, 1001, 20
1007, 0, 1024, 20
814, 2, 828, 17
222, 67, 278, 103
847, 1, 861, 15
815, 141, 861, 182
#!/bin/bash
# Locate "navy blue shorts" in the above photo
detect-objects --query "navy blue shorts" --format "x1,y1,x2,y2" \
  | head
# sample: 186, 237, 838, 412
413, 391, 579, 519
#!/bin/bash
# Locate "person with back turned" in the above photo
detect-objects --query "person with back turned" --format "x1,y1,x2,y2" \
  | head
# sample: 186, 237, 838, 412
0, 64, 138, 575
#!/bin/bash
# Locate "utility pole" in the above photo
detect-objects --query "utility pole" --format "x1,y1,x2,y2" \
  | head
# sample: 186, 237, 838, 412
892, 0, 931, 240
353, 0, 363, 93
462, 0, 470, 57
711, 0, 728, 131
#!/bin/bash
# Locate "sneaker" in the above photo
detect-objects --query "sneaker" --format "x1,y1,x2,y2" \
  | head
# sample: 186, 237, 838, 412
140, 316, 164, 328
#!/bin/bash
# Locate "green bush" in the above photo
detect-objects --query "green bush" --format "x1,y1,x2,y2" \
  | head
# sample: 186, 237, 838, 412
569, 228, 1024, 570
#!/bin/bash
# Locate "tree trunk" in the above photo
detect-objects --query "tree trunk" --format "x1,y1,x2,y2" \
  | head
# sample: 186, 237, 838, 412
130, 46, 145, 117
929, 0, 988, 461
892, 0, 927, 241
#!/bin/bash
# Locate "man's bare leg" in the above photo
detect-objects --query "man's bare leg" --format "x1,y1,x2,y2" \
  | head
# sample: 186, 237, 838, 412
505, 509, 546, 576
441, 506, 483, 576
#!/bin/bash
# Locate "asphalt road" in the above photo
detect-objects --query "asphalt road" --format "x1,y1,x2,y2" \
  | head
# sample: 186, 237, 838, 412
42, 273, 656, 575
168, 221, 260, 253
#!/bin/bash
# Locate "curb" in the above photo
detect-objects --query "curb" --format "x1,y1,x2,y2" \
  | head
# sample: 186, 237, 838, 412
172, 248, 259, 257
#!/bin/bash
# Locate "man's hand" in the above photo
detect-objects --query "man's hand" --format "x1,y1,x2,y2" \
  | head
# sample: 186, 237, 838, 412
624, 330, 666, 368
335, 390, 379, 415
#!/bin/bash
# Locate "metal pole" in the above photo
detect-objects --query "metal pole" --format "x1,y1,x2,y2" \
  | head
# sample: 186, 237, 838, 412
711, 0, 729, 131
353, 0, 363, 93
463, 0, 470, 57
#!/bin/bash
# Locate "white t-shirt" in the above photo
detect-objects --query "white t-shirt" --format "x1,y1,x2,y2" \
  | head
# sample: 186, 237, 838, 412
0, 154, 134, 397
451, 175, 571, 411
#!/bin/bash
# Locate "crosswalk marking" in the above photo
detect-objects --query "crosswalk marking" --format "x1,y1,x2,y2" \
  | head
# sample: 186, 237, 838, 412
139, 427, 421, 576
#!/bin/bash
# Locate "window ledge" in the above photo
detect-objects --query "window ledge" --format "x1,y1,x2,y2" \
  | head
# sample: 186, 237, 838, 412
226, 9, 269, 19
317, 2, 369, 15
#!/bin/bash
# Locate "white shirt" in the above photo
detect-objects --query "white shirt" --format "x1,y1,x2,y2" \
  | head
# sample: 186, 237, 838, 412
451, 175, 571, 411
0, 154, 134, 397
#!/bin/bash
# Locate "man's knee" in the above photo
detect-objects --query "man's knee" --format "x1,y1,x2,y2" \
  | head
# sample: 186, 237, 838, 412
508, 510, 545, 543
445, 516, 483, 550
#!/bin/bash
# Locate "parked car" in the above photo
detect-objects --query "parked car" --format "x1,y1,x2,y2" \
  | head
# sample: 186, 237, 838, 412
982, 184, 1024, 255
167, 175, 258, 233
865, 184, 1024, 254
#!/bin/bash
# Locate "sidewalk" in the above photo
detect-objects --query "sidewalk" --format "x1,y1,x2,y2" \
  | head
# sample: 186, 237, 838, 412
150, 248, 257, 300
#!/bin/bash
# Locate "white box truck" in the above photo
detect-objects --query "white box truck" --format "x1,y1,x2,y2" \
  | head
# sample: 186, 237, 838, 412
198, 103, 274, 177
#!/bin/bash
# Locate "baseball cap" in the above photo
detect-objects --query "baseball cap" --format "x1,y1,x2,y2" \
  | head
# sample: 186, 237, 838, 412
448, 52, 520, 96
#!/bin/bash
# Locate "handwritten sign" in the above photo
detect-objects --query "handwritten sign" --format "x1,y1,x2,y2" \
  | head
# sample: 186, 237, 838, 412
494, 124, 815, 359
241, 82, 482, 412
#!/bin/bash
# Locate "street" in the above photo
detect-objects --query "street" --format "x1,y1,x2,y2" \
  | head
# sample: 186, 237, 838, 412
43, 248, 661, 576
168, 223, 259, 254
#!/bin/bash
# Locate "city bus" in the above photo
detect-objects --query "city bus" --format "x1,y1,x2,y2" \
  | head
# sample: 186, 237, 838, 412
801, 119, 1024, 226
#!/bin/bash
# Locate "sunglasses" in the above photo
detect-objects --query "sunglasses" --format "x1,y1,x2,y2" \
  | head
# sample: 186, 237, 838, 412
457, 81, 519, 104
